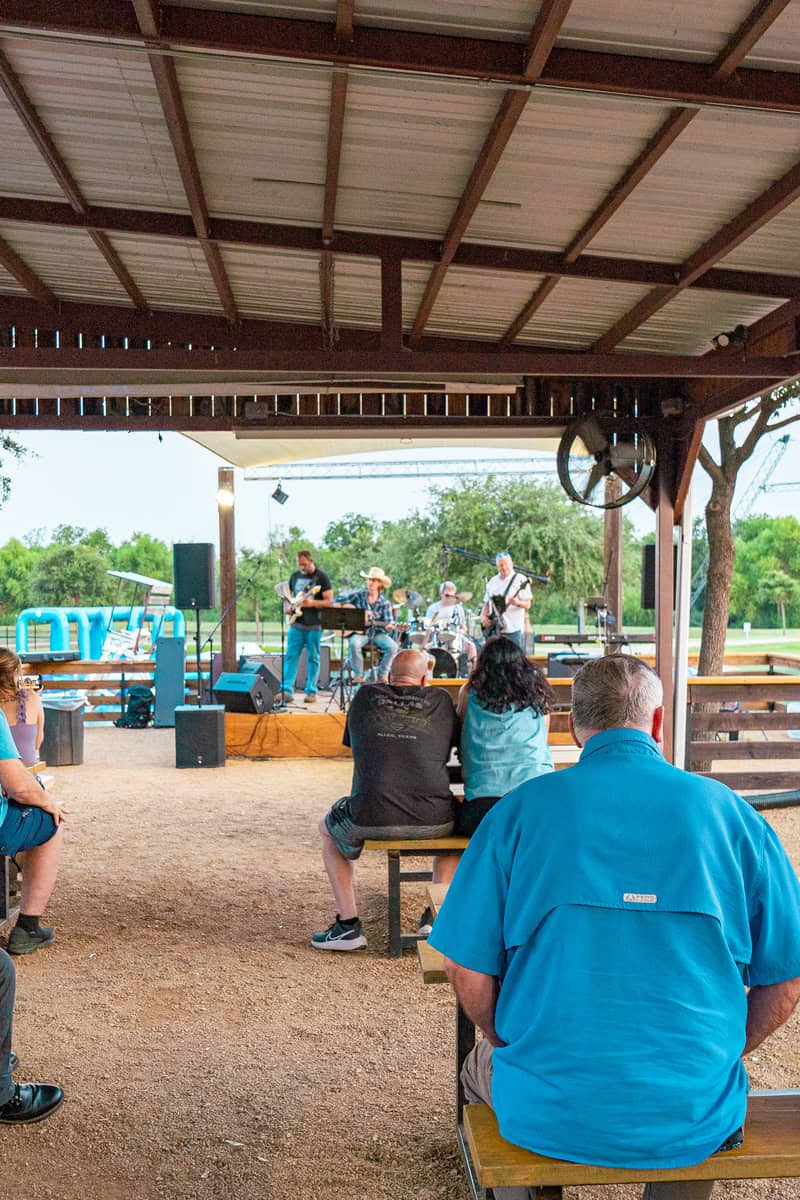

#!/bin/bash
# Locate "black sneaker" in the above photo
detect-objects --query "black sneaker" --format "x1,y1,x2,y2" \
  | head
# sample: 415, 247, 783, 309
7, 924, 55, 956
8, 1053, 18, 1074
418, 907, 434, 938
311, 916, 366, 951
0, 1082, 63, 1124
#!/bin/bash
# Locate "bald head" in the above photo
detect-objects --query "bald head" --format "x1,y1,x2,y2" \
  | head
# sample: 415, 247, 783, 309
389, 649, 430, 687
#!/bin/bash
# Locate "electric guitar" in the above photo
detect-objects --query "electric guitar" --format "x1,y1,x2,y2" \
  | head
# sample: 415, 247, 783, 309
284, 581, 322, 624
486, 575, 528, 636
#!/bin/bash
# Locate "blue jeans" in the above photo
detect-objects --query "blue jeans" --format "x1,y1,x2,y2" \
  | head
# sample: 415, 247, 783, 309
0, 950, 14, 1106
348, 632, 397, 679
281, 624, 322, 695
503, 630, 524, 649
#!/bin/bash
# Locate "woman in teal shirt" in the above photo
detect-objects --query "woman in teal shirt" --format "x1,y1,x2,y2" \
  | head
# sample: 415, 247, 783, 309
456, 636, 554, 835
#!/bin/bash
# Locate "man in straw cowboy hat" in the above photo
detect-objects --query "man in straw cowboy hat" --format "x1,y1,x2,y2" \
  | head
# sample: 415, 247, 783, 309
335, 566, 398, 685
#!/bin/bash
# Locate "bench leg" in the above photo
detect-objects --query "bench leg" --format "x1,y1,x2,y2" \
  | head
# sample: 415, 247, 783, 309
387, 851, 401, 957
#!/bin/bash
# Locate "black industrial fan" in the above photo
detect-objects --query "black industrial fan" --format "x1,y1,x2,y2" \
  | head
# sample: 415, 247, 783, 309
556, 414, 656, 509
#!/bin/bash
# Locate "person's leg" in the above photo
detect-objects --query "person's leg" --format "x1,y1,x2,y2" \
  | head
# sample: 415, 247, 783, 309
461, 1040, 530, 1200
643, 1185, 715, 1199
304, 628, 322, 695
433, 852, 461, 885
280, 623, 304, 695
18, 822, 62, 916
374, 632, 398, 680
348, 634, 365, 680
0, 951, 15, 1105
318, 817, 358, 919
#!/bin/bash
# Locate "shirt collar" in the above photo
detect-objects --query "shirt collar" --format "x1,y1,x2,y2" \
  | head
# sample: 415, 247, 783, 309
578, 727, 662, 762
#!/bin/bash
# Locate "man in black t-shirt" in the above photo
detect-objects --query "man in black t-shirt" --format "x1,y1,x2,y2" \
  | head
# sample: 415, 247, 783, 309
312, 649, 459, 951
277, 550, 333, 703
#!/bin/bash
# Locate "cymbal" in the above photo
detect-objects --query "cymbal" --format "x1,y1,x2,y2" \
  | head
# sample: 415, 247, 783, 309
392, 588, 409, 603
456, 591, 473, 603
393, 587, 425, 607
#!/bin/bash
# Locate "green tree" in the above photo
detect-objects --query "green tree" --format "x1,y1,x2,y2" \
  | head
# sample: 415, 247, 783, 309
0, 432, 28, 508
0, 537, 42, 616
110, 532, 173, 582
755, 568, 800, 635
731, 515, 800, 626
28, 543, 113, 607
697, 388, 800, 673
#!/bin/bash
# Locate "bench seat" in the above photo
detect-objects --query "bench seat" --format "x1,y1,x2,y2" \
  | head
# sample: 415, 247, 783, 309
363, 839, 468, 956
462, 1095, 800, 1195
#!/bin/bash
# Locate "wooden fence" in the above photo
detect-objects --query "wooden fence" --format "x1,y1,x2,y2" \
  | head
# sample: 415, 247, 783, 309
22, 658, 208, 724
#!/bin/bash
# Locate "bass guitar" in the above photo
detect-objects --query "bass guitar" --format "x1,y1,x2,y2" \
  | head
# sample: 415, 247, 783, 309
486, 575, 529, 637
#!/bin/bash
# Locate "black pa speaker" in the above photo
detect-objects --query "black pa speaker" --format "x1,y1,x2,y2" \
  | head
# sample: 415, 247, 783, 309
175, 704, 226, 768
213, 671, 275, 714
547, 653, 591, 679
641, 544, 678, 610
245, 649, 330, 691
173, 543, 216, 609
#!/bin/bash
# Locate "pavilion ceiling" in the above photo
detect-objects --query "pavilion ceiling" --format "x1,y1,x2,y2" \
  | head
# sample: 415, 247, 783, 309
0, 0, 799, 434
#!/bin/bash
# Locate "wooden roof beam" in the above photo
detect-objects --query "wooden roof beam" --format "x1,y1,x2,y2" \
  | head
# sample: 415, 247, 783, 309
0, 232, 56, 309
500, 0, 792, 345
1, 195, 800, 300
5, 3, 800, 116
0, 47, 145, 308
408, 0, 573, 348
132, 0, 237, 323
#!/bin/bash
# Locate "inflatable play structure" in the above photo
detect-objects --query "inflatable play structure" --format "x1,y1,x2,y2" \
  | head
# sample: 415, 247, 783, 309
16, 572, 186, 660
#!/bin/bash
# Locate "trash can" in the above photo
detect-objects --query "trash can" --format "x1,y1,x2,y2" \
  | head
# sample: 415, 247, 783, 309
41, 699, 86, 766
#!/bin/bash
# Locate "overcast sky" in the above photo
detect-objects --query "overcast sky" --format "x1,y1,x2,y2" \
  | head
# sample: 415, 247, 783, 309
1, 426, 797, 562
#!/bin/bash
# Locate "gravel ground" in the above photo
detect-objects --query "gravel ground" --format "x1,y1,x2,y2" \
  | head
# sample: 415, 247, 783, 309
1, 727, 797, 1200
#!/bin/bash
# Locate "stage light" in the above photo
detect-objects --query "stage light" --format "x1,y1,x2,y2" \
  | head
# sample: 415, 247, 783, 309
711, 324, 747, 351
217, 485, 234, 508
272, 483, 289, 506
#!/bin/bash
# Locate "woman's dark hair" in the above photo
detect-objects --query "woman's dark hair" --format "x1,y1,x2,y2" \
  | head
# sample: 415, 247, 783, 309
468, 636, 555, 715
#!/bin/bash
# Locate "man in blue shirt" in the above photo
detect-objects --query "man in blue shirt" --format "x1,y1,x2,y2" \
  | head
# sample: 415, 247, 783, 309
430, 655, 800, 1199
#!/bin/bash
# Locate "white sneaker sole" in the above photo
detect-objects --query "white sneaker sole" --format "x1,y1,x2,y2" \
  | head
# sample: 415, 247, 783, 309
310, 935, 367, 951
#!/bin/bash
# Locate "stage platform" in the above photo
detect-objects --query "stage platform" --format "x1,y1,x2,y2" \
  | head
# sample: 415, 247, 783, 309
225, 711, 351, 758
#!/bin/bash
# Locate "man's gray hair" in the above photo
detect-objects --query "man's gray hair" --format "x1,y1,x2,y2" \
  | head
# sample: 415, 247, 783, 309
571, 655, 663, 735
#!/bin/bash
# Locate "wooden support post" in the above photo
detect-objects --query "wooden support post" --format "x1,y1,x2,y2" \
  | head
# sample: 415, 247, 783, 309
380, 251, 403, 350
655, 463, 675, 762
217, 467, 237, 674
603, 479, 623, 652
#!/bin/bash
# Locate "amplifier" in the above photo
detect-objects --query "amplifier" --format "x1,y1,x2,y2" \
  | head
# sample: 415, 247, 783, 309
213, 671, 275, 714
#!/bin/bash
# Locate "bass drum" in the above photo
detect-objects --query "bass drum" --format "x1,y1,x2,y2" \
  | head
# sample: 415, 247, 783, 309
428, 646, 458, 679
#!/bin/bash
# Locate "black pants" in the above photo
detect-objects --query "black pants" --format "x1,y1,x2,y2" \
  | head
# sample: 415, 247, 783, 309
454, 796, 500, 837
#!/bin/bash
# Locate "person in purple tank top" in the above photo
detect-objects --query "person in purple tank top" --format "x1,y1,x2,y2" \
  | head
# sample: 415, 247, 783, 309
0, 651, 44, 768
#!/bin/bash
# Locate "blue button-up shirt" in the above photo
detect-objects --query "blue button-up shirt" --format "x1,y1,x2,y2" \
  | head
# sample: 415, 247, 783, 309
430, 727, 800, 1169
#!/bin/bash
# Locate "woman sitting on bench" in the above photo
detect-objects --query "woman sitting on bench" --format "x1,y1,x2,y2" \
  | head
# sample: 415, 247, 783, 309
0, 650, 44, 768
456, 636, 554, 836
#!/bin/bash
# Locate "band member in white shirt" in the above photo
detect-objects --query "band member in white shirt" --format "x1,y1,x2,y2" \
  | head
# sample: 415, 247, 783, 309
480, 552, 532, 649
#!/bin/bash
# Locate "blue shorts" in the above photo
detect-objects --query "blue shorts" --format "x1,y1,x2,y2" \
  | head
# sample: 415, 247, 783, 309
0, 802, 58, 856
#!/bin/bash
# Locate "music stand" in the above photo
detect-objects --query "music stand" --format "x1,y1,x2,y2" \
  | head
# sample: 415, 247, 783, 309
321, 608, 367, 712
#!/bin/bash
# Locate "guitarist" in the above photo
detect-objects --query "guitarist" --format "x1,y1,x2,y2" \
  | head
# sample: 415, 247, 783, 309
277, 550, 333, 704
480, 552, 532, 649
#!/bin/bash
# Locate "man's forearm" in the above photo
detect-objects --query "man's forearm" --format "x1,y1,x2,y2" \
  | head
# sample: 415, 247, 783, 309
444, 959, 504, 1047
744, 977, 800, 1055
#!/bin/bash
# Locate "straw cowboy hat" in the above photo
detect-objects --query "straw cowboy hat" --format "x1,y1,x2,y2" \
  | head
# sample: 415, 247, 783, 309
360, 566, 392, 588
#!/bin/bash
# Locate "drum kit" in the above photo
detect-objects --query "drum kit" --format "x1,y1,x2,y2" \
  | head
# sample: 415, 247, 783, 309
392, 587, 474, 678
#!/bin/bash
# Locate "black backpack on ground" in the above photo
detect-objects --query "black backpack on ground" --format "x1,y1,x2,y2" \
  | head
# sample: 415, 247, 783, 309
115, 685, 154, 729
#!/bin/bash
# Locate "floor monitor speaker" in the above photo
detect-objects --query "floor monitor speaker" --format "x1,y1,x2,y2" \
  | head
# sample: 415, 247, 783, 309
213, 671, 275, 714
175, 705, 226, 768
173, 543, 216, 609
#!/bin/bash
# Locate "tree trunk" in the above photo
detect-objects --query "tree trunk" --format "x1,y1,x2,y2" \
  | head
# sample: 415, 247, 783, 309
698, 477, 736, 676
780, 600, 786, 636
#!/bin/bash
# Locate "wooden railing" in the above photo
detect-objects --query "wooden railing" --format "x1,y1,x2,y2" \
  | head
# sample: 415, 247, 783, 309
21, 658, 209, 724
686, 676, 800, 795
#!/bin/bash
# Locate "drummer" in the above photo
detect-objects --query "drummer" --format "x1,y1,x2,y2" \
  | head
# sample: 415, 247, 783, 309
424, 581, 477, 673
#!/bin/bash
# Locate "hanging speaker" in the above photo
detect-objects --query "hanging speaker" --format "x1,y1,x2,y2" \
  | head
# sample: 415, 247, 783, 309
641, 544, 678, 610
173, 543, 216, 609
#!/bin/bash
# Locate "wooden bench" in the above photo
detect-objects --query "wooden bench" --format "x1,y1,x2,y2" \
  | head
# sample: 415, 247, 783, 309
461, 1093, 800, 1198
362, 837, 468, 956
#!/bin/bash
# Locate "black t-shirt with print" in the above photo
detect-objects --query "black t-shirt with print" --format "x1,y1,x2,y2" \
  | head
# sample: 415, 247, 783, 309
288, 567, 332, 627
343, 684, 457, 827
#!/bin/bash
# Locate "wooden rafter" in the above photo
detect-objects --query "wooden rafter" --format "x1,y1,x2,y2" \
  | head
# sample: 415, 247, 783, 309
0, 232, 56, 309
132, 0, 237, 323
407, 0, 573, 348
4, 3, 800, 117
319, 2, 353, 346
0, 195, 797, 301
501, 0, 792, 345
0, 48, 145, 308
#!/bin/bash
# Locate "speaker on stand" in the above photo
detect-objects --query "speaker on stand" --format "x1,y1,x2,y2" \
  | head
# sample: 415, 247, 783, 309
173, 543, 222, 767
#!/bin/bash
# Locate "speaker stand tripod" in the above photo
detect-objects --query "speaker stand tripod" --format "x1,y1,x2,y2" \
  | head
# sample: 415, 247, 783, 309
321, 607, 366, 713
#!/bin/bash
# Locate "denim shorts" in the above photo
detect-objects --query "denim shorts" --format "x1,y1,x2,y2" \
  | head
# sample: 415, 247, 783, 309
0, 801, 58, 855
324, 796, 453, 861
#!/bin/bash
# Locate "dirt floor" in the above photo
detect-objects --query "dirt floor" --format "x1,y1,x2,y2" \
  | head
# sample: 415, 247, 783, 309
1, 726, 798, 1200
